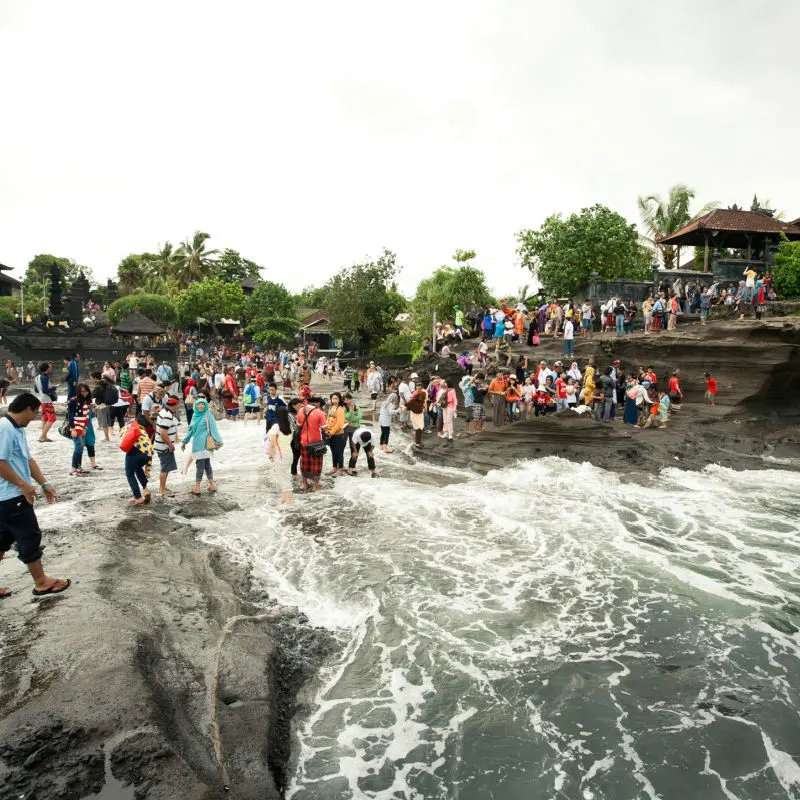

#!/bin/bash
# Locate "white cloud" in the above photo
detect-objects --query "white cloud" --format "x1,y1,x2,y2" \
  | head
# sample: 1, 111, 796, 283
1, 0, 798, 298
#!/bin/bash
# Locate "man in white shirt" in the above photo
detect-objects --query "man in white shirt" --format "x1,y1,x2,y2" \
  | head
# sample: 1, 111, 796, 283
398, 374, 414, 428
154, 396, 180, 497
580, 301, 593, 339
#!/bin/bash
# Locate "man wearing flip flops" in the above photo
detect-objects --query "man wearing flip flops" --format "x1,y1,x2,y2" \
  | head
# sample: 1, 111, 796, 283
0, 392, 71, 599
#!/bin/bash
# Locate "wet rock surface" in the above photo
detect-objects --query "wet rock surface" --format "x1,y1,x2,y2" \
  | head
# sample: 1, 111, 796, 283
414, 319, 800, 474
0, 502, 334, 800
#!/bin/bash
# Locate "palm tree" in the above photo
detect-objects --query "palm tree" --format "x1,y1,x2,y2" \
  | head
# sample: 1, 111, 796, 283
174, 231, 219, 287
145, 242, 182, 282
638, 185, 717, 269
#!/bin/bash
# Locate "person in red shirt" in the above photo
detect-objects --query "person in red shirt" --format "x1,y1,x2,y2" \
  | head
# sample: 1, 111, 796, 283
223, 368, 239, 421
668, 370, 683, 409
704, 372, 717, 406
555, 373, 568, 410
296, 397, 327, 491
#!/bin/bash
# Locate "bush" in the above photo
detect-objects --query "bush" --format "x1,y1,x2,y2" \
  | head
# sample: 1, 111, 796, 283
373, 332, 419, 358
772, 237, 800, 300
107, 294, 177, 326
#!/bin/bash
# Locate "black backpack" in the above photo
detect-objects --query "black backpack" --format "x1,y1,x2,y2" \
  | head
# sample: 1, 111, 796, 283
105, 383, 119, 406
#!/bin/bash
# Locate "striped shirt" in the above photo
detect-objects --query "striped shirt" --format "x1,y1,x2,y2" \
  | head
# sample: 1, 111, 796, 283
154, 408, 178, 452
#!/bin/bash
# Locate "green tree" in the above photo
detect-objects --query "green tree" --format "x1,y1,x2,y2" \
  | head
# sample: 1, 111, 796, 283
24, 254, 93, 294
211, 249, 262, 283
107, 294, 177, 327
411, 261, 493, 338
324, 249, 406, 351
294, 285, 330, 309
117, 253, 155, 295
145, 242, 182, 283
772, 236, 800, 299
0, 296, 20, 322
174, 231, 220, 286
245, 280, 299, 347
517, 205, 652, 298
637, 185, 717, 269
175, 278, 246, 327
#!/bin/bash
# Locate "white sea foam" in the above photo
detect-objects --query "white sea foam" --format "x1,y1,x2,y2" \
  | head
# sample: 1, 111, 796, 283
21, 419, 800, 799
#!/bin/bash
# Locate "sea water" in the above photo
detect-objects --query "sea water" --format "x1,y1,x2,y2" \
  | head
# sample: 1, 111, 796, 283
188, 424, 800, 800
24, 419, 800, 799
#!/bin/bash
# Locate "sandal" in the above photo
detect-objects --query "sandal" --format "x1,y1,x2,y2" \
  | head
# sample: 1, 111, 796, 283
189, 490, 202, 496
129, 497, 145, 505
32, 578, 71, 597
92, 465, 104, 471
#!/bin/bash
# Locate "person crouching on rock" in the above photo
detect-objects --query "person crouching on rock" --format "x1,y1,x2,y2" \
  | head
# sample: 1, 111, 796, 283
0, 392, 71, 598
181, 397, 222, 495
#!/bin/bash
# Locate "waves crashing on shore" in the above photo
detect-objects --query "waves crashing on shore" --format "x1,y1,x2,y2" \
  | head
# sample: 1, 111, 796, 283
186, 424, 800, 800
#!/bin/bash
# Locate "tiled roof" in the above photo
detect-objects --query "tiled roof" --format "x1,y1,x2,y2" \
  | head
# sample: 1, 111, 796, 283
660, 209, 800, 244
300, 309, 329, 329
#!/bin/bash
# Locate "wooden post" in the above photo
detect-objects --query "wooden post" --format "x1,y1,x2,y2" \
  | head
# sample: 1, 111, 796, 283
703, 234, 710, 273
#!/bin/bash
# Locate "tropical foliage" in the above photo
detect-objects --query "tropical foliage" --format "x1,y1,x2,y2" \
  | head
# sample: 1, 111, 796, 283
324, 249, 407, 351
772, 236, 800, 299
245, 281, 299, 346
637, 184, 717, 269
114, 233, 263, 297
175, 278, 246, 326
411, 251, 494, 338
517, 204, 652, 298
212, 249, 262, 284
24, 254, 93, 297
107, 294, 177, 326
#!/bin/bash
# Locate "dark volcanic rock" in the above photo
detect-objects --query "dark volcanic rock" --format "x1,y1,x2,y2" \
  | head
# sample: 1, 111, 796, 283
0, 511, 332, 800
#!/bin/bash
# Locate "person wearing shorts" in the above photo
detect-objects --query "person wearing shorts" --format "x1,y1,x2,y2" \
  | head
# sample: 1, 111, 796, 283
470, 381, 487, 434
0, 392, 71, 598
154, 397, 180, 497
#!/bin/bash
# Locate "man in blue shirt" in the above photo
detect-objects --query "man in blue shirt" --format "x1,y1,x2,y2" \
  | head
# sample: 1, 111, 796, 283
264, 383, 286, 430
64, 352, 80, 400
156, 361, 173, 385
0, 392, 70, 598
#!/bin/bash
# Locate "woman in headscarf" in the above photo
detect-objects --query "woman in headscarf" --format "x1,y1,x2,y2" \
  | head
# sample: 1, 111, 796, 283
623, 378, 640, 426
181, 397, 222, 495
266, 405, 294, 504
183, 377, 198, 425
567, 362, 582, 382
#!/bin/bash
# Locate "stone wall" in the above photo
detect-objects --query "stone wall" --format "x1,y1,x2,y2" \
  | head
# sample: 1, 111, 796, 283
0, 323, 178, 376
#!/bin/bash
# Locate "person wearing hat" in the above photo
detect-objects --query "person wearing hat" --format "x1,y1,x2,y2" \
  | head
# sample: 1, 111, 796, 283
154, 395, 181, 497
454, 305, 464, 338
242, 376, 263, 424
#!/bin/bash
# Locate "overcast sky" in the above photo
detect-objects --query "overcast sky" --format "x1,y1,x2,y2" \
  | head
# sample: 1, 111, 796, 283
1, 1, 798, 297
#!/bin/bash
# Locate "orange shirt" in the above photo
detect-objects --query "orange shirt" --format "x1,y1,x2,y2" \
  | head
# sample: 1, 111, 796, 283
325, 406, 345, 436
488, 377, 506, 394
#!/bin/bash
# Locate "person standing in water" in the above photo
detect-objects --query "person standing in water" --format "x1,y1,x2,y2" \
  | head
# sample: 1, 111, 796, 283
266, 405, 294, 504
181, 397, 222, 495
34, 362, 58, 443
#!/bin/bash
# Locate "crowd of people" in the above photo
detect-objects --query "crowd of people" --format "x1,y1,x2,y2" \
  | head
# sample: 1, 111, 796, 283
0, 286, 734, 601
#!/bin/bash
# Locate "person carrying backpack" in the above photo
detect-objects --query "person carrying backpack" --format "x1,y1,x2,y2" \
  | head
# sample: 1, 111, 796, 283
242, 377, 262, 423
